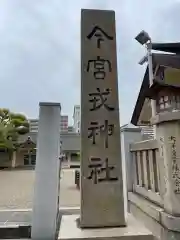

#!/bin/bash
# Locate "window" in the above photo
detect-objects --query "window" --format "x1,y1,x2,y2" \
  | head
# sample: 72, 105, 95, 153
31, 155, 36, 165
159, 96, 170, 110
24, 155, 29, 165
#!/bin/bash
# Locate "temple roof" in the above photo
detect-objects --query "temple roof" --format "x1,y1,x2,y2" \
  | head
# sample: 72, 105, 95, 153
152, 42, 180, 54
146, 80, 180, 99
131, 53, 180, 126
19, 138, 36, 149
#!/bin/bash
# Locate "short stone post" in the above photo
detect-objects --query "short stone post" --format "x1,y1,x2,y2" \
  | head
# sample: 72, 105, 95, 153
31, 102, 61, 240
67, 152, 71, 165
11, 151, 17, 168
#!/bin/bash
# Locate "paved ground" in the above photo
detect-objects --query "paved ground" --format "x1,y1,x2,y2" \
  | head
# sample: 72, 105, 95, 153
0, 169, 80, 210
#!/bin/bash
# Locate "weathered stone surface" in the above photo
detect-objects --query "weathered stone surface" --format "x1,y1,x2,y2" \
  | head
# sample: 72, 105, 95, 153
156, 120, 180, 216
81, 9, 125, 227
129, 192, 180, 239
128, 192, 163, 222
129, 200, 164, 240
59, 214, 153, 240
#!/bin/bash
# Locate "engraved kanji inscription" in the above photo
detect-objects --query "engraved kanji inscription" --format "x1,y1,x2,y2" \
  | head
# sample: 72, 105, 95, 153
87, 157, 118, 184
89, 88, 114, 111
160, 137, 164, 157
87, 56, 112, 80
169, 136, 180, 194
87, 26, 113, 49
88, 120, 114, 148
159, 137, 168, 195
88, 122, 99, 145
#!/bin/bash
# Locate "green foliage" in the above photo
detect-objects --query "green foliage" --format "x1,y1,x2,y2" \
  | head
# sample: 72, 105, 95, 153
0, 108, 29, 151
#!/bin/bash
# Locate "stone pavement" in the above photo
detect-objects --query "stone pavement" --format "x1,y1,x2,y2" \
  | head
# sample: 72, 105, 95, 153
0, 207, 80, 225
0, 169, 80, 210
0, 169, 80, 224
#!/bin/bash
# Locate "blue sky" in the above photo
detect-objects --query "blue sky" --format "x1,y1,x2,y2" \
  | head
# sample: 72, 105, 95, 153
0, 0, 180, 125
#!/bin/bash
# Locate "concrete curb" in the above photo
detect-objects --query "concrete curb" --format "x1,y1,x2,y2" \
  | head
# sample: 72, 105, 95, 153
0, 207, 80, 224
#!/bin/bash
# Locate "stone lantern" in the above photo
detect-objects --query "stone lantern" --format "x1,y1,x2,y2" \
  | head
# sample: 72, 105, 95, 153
131, 53, 180, 217
146, 80, 180, 115
146, 80, 180, 216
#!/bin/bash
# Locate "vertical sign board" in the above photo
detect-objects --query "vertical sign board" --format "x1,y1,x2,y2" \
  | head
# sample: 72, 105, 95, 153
81, 9, 126, 228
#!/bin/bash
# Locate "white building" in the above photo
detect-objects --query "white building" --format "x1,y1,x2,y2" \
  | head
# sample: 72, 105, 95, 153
121, 123, 154, 139
141, 125, 154, 139
29, 115, 68, 133
73, 105, 80, 133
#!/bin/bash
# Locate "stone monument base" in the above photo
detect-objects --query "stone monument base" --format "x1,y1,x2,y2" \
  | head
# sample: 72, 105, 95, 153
58, 214, 153, 240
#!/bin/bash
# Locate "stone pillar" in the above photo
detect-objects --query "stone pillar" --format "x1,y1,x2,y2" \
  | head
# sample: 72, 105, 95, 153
67, 152, 71, 164
11, 151, 16, 168
58, 9, 154, 240
153, 111, 180, 216
81, 9, 126, 227
120, 126, 142, 192
31, 102, 61, 240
